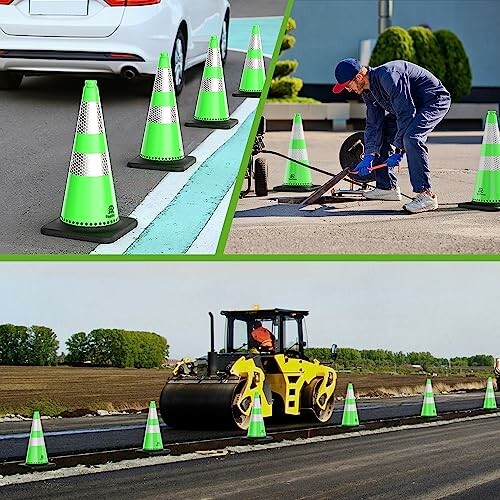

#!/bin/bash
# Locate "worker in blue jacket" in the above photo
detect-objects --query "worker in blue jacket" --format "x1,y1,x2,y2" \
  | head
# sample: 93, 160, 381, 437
333, 58, 451, 213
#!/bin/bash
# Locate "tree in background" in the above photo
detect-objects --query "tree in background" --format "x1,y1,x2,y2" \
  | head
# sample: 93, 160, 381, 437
0, 324, 58, 365
27, 326, 59, 366
64, 331, 89, 364
65, 329, 169, 368
0, 324, 30, 364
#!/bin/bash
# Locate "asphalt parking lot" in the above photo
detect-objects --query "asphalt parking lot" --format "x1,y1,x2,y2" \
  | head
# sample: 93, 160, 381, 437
225, 129, 500, 254
0, 0, 287, 254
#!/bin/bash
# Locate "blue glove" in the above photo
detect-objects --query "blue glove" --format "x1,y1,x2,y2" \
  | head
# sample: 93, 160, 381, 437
386, 152, 404, 169
353, 154, 375, 177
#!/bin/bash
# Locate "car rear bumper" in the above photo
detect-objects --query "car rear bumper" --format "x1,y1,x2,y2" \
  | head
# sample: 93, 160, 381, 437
0, 41, 160, 75
0, 6, 177, 76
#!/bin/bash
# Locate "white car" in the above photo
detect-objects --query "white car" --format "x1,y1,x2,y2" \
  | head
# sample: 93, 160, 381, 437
0, 0, 230, 93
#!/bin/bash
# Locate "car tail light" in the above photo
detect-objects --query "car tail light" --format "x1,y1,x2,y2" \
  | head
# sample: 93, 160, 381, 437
104, 0, 161, 6
0, 0, 15, 4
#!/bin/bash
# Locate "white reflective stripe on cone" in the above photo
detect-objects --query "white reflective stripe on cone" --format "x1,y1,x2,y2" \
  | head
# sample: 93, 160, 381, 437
76, 102, 105, 134
28, 437, 45, 447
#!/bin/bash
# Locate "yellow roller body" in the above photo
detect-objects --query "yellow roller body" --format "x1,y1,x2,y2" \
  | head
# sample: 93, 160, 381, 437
230, 356, 272, 418
266, 355, 337, 416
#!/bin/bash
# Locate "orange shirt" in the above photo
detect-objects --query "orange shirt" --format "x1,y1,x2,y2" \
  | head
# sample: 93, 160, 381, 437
251, 326, 274, 350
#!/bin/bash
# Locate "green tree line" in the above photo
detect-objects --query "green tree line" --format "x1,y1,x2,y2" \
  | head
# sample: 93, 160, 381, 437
0, 324, 169, 368
305, 347, 494, 372
0, 324, 59, 366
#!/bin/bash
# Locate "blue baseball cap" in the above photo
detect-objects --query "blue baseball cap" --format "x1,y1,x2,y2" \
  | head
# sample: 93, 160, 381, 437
332, 58, 362, 93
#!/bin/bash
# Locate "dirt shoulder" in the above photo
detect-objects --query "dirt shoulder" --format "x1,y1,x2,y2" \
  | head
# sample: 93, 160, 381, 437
1, 366, 491, 417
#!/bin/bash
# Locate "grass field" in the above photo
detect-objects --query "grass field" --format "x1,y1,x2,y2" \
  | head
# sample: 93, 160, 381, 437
0, 366, 492, 417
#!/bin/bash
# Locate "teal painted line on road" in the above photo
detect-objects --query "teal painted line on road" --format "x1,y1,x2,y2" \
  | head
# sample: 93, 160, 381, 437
229, 17, 282, 56
125, 113, 254, 255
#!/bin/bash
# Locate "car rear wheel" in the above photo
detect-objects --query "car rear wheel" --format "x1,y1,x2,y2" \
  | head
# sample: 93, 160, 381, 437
171, 29, 186, 95
220, 11, 229, 66
0, 72, 23, 90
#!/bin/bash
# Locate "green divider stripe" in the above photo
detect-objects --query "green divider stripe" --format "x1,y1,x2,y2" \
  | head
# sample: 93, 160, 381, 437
74, 133, 107, 154
486, 112, 498, 124
31, 430, 43, 438
151, 92, 176, 108
203, 66, 223, 79
290, 139, 307, 149
247, 49, 262, 58
481, 143, 500, 156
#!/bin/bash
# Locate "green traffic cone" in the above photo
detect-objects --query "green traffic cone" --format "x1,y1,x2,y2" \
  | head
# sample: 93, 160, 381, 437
25, 411, 49, 465
274, 113, 319, 192
483, 377, 497, 410
459, 110, 500, 211
341, 383, 360, 427
246, 392, 270, 440
185, 36, 237, 130
128, 53, 196, 172
421, 379, 438, 418
233, 25, 266, 98
41, 80, 137, 243
142, 401, 164, 451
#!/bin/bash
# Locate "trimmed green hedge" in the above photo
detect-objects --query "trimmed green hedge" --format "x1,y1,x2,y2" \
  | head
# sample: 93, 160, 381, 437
273, 60, 299, 79
408, 26, 446, 82
369, 26, 417, 67
434, 29, 472, 101
269, 76, 303, 98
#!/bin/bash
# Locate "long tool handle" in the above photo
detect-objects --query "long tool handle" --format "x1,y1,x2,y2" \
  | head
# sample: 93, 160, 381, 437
300, 167, 352, 207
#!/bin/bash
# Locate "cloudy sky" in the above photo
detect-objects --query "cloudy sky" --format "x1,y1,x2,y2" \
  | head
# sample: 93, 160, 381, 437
0, 261, 498, 359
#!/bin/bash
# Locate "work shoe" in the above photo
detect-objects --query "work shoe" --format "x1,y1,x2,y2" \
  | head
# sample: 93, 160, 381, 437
362, 186, 402, 201
403, 192, 439, 213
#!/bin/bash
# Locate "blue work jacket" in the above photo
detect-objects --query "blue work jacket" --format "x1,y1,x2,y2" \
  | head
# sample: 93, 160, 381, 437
362, 60, 450, 153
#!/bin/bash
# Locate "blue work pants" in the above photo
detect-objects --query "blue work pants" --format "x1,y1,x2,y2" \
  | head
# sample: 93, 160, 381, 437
374, 97, 451, 192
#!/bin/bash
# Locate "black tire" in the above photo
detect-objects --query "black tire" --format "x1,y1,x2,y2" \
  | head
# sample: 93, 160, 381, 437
220, 11, 230, 66
0, 72, 23, 90
300, 377, 335, 423
254, 157, 268, 196
339, 131, 376, 183
171, 28, 186, 95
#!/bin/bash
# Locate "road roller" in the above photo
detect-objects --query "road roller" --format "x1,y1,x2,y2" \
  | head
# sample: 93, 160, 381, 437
160, 308, 338, 430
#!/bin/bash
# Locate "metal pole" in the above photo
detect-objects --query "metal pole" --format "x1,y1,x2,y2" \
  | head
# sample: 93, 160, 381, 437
378, 0, 393, 34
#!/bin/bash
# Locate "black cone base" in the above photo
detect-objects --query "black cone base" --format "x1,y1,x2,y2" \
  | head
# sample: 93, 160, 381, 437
22, 462, 56, 470
41, 217, 138, 244
138, 448, 171, 456
273, 184, 321, 193
127, 155, 196, 172
458, 201, 500, 212
242, 435, 273, 442
232, 91, 261, 98
185, 118, 238, 130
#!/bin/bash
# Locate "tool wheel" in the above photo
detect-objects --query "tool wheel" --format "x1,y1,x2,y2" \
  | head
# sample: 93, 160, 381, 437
301, 377, 335, 423
254, 158, 269, 197
339, 131, 375, 183
232, 381, 253, 430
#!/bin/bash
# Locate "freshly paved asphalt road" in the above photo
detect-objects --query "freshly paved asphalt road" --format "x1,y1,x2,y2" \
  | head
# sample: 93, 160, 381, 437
2, 416, 500, 499
0, 392, 487, 461
226, 130, 500, 254
0, 0, 286, 254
